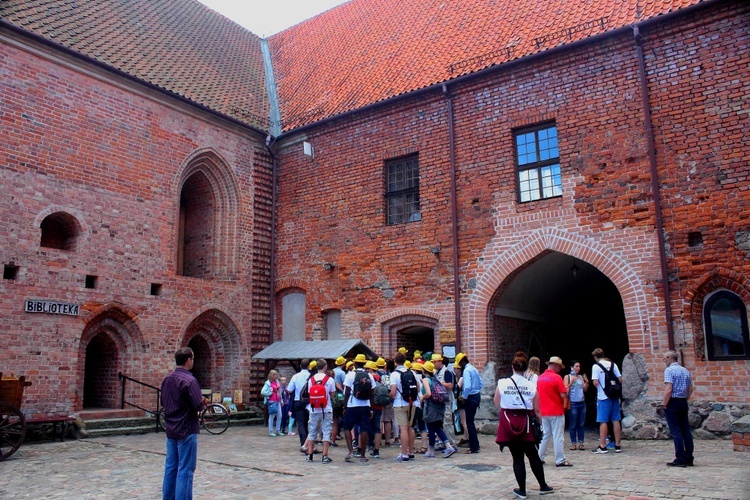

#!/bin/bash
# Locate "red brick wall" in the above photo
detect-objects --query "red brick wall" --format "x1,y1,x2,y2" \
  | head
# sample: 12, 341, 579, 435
0, 38, 269, 415
274, 1, 750, 402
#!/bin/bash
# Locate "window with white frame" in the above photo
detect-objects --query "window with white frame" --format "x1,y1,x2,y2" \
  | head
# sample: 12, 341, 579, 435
386, 155, 420, 225
514, 123, 561, 203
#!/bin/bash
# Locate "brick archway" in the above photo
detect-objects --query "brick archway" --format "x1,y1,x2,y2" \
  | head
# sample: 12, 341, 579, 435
467, 228, 654, 367
181, 308, 242, 394
378, 309, 441, 358
78, 304, 145, 411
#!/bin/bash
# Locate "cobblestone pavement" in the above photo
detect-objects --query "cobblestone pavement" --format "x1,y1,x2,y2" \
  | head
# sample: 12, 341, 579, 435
1, 426, 748, 499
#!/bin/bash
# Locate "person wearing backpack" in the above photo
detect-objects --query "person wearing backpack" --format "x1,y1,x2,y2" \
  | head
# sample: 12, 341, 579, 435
420, 361, 457, 458
304, 359, 336, 464
591, 348, 623, 454
432, 354, 457, 451
342, 354, 376, 463
287, 359, 312, 450
390, 351, 418, 462
365, 360, 385, 458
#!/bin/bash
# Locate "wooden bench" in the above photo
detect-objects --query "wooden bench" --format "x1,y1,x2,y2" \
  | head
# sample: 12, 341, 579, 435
26, 415, 77, 442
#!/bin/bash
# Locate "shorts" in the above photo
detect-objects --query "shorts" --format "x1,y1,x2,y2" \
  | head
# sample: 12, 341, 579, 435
381, 404, 394, 423
596, 398, 621, 423
307, 411, 333, 442
370, 409, 382, 435
342, 406, 371, 431
394, 404, 415, 427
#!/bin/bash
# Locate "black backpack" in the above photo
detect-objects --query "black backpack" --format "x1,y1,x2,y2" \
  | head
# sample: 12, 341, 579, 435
595, 361, 622, 399
353, 370, 372, 400
299, 373, 313, 406
399, 369, 419, 403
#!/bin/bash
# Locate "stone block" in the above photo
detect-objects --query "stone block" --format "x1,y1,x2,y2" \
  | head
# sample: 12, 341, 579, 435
621, 353, 649, 400
622, 415, 637, 429
730, 414, 750, 433
703, 412, 732, 433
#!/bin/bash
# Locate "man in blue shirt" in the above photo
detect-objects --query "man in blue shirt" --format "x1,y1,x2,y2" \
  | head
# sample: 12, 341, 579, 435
662, 350, 694, 467
456, 352, 483, 453
287, 359, 312, 449
161, 347, 203, 500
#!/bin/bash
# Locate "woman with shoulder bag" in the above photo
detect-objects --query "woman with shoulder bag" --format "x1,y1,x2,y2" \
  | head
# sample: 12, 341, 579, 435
262, 370, 282, 437
564, 360, 589, 450
420, 361, 458, 458
495, 351, 554, 499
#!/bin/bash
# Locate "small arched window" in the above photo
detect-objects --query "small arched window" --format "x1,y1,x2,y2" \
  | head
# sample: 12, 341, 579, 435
704, 290, 750, 360
40, 212, 80, 250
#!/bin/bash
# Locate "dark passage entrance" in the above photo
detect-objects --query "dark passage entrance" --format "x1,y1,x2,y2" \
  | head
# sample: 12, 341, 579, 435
490, 250, 628, 381
83, 332, 120, 408
396, 326, 435, 359
188, 335, 212, 389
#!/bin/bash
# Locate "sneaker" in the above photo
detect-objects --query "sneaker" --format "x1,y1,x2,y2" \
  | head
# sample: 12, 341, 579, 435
345, 453, 355, 463
305, 454, 314, 462
359, 457, 369, 463
322, 455, 333, 464
268, 433, 277, 437
408, 454, 415, 460
592, 446, 608, 454
512, 488, 527, 499
443, 447, 456, 459
614, 445, 622, 453
666, 460, 687, 468
288, 431, 296, 436
424, 450, 436, 458
353, 450, 361, 458
393, 454, 410, 462
539, 485, 554, 495
370, 451, 380, 459
299, 447, 307, 454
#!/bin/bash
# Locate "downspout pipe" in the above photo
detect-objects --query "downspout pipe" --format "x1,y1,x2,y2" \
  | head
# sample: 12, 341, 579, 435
265, 136, 279, 349
442, 84, 462, 353
633, 26, 675, 351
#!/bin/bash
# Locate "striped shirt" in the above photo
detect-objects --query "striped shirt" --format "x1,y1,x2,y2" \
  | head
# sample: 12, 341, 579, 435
160, 367, 203, 440
664, 362, 692, 398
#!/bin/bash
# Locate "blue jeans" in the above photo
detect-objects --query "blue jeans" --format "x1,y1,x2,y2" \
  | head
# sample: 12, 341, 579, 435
464, 393, 481, 452
568, 401, 586, 444
163, 433, 197, 500
665, 398, 693, 464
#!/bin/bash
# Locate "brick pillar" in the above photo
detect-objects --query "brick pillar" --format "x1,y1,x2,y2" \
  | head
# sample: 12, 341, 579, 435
731, 415, 750, 452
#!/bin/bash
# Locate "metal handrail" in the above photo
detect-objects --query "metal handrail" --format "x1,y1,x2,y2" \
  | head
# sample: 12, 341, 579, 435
118, 372, 161, 433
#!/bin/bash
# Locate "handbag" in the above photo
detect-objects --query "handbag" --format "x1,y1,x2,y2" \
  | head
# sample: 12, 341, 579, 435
267, 400, 278, 414
509, 377, 543, 444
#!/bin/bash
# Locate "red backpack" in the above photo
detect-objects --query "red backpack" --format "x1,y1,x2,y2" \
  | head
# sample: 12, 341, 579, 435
308, 375, 331, 409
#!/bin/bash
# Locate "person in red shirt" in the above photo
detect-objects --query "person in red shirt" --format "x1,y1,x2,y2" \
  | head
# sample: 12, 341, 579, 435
536, 356, 572, 467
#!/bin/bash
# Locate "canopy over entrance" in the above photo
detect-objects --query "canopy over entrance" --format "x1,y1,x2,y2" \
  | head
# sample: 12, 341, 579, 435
252, 340, 377, 371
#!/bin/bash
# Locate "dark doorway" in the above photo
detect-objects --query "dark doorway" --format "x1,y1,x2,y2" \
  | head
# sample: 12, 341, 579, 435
490, 251, 629, 420
188, 335, 212, 390
396, 326, 435, 359
83, 332, 119, 408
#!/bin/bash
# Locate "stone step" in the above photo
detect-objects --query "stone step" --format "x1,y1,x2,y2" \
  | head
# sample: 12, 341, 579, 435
77, 408, 145, 420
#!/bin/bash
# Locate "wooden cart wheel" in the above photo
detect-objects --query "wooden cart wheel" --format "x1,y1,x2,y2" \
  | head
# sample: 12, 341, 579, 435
0, 401, 26, 461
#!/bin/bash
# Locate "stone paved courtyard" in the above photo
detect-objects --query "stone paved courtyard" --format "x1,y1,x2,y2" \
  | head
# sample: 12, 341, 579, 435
1, 426, 748, 499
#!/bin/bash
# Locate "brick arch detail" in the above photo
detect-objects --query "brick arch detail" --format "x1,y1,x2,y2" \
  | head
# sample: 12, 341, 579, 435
77, 304, 146, 411
175, 148, 241, 279
379, 311, 441, 358
467, 228, 653, 366
274, 278, 308, 294
180, 307, 243, 393
683, 267, 750, 361
34, 205, 89, 233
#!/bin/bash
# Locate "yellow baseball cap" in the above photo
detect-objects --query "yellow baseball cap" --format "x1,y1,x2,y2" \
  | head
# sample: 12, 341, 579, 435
335, 356, 346, 366
455, 352, 466, 365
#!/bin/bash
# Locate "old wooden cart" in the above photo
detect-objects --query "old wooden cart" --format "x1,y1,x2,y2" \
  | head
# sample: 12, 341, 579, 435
0, 373, 32, 460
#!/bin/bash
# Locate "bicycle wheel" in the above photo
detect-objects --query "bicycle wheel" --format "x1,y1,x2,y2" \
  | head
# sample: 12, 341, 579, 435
157, 408, 167, 431
202, 404, 229, 435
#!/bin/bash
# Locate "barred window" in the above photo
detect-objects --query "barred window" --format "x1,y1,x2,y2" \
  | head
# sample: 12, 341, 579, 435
386, 155, 420, 225
515, 124, 561, 203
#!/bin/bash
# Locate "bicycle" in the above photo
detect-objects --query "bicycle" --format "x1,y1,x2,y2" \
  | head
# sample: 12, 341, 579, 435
158, 403, 230, 435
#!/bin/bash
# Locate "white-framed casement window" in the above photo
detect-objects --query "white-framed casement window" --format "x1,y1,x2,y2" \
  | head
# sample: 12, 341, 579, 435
515, 123, 561, 203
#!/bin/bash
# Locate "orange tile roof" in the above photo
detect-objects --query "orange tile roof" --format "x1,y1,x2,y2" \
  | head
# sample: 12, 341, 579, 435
1, 0, 269, 130
269, 0, 704, 131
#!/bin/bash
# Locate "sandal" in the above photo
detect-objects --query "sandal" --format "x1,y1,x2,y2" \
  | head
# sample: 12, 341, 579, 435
416, 447, 428, 454
578, 444, 585, 451
556, 460, 573, 467
570, 444, 577, 451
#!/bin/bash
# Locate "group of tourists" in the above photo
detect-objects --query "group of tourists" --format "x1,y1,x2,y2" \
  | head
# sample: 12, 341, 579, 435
159, 344, 694, 500
274, 348, 483, 465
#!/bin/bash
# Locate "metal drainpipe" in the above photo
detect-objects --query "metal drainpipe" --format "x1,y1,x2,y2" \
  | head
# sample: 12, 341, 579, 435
633, 26, 676, 351
442, 84, 462, 353
265, 136, 279, 348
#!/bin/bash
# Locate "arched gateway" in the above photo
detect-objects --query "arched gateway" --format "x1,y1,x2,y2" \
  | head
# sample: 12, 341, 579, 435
467, 229, 655, 372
